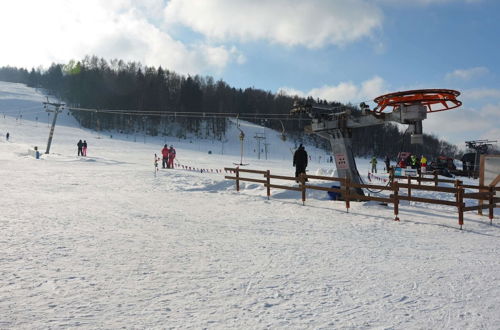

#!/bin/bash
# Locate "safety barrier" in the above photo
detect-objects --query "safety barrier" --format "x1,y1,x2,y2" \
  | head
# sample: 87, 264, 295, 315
224, 167, 498, 230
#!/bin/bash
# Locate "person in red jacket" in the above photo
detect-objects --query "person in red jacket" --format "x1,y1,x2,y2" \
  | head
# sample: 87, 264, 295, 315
167, 145, 176, 168
161, 144, 169, 169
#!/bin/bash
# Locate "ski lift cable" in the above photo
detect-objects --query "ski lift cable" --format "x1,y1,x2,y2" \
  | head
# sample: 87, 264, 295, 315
68, 103, 352, 117
66, 106, 312, 122
1, 104, 45, 114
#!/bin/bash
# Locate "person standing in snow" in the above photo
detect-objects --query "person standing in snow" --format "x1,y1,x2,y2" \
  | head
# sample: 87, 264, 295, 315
161, 144, 169, 169
82, 140, 88, 156
77, 139, 83, 156
370, 156, 378, 173
167, 145, 176, 168
420, 155, 427, 173
6, 132, 9, 141
384, 155, 390, 172
410, 154, 419, 169
293, 144, 308, 181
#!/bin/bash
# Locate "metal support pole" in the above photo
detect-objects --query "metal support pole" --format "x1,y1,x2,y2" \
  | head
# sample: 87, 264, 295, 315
266, 170, 270, 200
393, 181, 400, 221
44, 101, 64, 154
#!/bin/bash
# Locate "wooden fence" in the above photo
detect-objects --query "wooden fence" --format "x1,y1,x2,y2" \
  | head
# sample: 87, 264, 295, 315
224, 167, 499, 230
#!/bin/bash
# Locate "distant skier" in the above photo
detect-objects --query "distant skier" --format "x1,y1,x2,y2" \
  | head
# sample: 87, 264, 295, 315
384, 155, 390, 172
293, 144, 308, 182
398, 158, 406, 168
168, 145, 176, 168
420, 155, 427, 173
370, 156, 377, 173
161, 144, 169, 168
410, 154, 419, 169
77, 139, 83, 156
6, 132, 9, 141
82, 140, 88, 156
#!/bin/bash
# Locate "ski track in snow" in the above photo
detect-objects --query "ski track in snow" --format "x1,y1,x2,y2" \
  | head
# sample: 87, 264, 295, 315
1, 82, 500, 329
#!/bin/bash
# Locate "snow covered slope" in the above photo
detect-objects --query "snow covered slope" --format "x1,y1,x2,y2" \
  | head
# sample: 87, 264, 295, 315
1, 81, 499, 328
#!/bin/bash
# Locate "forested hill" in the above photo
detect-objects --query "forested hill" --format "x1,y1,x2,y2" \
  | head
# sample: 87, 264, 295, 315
0, 56, 458, 158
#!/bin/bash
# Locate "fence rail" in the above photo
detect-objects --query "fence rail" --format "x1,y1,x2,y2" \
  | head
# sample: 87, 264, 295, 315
224, 167, 498, 230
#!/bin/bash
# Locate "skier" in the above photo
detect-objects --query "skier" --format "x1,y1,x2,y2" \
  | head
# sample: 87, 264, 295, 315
6, 132, 9, 141
398, 158, 406, 168
384, 155, 390, 172
161, 144, 169, 169
410, 154, 419, 169
168, 145, 176, 168
293, 144, 308, 182
77, 139, 83, 156
420, 155, 427, 173
370, 156, 378, 173
82, 140, 88, 156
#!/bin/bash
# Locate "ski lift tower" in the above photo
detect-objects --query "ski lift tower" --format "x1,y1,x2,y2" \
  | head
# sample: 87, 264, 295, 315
465, 139, 498, 176
291, 89, 462, 196
43, 99, 65, 154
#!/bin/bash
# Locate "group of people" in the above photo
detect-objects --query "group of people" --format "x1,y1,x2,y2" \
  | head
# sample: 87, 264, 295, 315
370, 155, 392, 173
370, 154, 428, 174
398, 154, 427, 173
77, 139, 88, 156
397, 154, 427, 169
161, 144, 176, 168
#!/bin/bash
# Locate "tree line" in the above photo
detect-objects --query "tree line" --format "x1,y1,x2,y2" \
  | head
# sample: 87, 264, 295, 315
0, 56, 460, 160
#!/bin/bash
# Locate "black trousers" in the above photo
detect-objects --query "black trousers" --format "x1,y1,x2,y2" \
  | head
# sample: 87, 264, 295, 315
295, 165, 306, 179
162, 157, 168, 168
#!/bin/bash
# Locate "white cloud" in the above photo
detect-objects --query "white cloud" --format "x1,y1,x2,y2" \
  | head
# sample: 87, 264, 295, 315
481, 103, 500, 117
0, 0, 240, 75
462, 88, 500, 101
277, 87, 306, 98
164, 0, 383, 48
278, 76, 387, 104
481, 127, 500, 141
424, 102, 499, 144
445, 67, 489, 81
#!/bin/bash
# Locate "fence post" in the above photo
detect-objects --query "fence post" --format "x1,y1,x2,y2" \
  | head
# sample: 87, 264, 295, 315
489, 186, 494, 225
393, 181, 400, 221
300, 173, 306, 205
454, 180, 461, 199
407, 176, 412, 199
236, 167, 240, 192
345, 177, 350, 213
266, 170, 270, 200
457, 185, 464, 230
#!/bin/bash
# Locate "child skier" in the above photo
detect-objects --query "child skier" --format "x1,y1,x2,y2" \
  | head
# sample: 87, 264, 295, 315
167, 145, 176, 168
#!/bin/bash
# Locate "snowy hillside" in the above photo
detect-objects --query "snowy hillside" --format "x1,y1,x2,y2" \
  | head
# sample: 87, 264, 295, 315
1, 81, 500, 329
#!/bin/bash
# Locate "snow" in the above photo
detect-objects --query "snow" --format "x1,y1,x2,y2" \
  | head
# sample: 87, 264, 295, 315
1, 81, 499, 328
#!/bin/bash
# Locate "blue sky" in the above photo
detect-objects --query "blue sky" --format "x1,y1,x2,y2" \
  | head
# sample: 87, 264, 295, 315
0, 0, 498, 147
